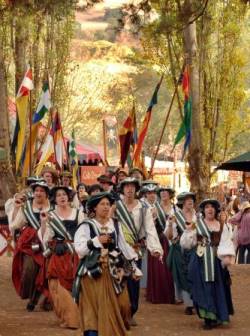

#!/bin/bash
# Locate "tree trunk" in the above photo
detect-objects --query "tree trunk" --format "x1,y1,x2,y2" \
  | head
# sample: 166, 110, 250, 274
183, 2, 209, 201
14, 12, 28, 93
0, 49, 16, 220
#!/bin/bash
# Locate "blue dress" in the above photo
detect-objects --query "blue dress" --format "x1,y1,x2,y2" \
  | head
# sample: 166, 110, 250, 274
188, 230, 234, 323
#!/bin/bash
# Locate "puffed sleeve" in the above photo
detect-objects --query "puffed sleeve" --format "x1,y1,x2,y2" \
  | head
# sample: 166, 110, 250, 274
217, 223, 235, 258
144, 208, 163, 255
72, 194, 80, 209
5, 198, 15, 225
164, 220, 178, 240
77, 210, 85, 225
37, 224, 55, 246
180, 229, 197, 250
74, 224, 103, 259
8, 207, 27, 234
117, 222, 138, 260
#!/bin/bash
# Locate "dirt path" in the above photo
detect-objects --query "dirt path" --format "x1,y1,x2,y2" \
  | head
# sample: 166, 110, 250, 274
1, 256, 250, 336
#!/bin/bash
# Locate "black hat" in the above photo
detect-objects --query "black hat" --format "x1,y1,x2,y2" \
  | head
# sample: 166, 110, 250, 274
27, 176, 45, 186
86, 191, 115, 213
88, 184, 104, 195
30, 181, 49, 193
157, 186, 175, 197
199, 199, 220, 211
119, 177, 141, 193
52, 185, 72, 198
141, 183, 158, 193
97, 175, 114, 185
177, 192, 196, 204
141, 180, 158, 187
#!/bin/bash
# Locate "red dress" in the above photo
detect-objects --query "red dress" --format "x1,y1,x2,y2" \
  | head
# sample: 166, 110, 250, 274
146, 225, 175, 304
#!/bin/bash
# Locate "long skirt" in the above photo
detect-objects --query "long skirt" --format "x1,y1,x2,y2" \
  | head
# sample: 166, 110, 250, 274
12, 226, 48, 301
47, 252, 79, 328
147, 233, 175, 304
49, 279, 79, 329
78, 267, 129, 336
188, 252, 234, 323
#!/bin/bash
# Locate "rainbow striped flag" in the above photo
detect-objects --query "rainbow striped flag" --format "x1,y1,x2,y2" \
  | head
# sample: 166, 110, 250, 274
173, 66, 192, 158
132, 75, 163, 166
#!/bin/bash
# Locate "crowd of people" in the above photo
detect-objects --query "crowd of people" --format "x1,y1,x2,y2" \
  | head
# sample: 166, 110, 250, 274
5, 165, 248, 335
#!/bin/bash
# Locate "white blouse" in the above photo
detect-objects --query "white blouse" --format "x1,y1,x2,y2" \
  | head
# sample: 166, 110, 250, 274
38, 207, 85, 245
74, 218, 139, 261
8, 200, 51, 235
119, 201, 163, 255
180, 222, 236, 259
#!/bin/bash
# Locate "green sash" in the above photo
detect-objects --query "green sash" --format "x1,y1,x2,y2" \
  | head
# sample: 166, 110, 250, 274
23, 200, 41, 230
196, 216, 215, 282
72, 219, 123, 304
155, 202, 166, 232
116, 200, 139, 245
174, 207, 186, 234
48, 211, 77, 254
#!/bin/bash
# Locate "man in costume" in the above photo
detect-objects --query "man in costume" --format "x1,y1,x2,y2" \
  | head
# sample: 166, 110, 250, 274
115, 177, 163, 325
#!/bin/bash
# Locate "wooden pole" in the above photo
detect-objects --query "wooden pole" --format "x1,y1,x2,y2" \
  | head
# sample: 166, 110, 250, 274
102, 118, 109, 167
149, 84, 178, 178
29, 90, 33, 176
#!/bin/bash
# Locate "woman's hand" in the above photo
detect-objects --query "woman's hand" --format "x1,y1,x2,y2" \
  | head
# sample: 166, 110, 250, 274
98, 234, 111, 245
40, 211, 48, 226
221, 255, 234, 267
14, 193, 26, 208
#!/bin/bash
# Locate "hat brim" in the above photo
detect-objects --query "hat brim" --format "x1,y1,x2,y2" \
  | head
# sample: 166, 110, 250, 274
41, 167, 58, 178
31, 183, 49, 193
86, 192, 115, 211
177, 192, 196, 203
52, 186, 72, 197
120, 181, 141, 193
157, 188, 175, 195
199, 199, 220, 211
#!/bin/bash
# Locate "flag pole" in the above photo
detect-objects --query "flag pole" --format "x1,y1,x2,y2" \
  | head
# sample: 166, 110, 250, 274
60, 120, 70, 171
29, 90, 33, 176
148, 80, 179, 178
102, 118, 109, 167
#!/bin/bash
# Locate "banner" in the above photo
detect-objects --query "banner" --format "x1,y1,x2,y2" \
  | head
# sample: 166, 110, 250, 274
80, 166, 105, 185
103, 116, 120, 166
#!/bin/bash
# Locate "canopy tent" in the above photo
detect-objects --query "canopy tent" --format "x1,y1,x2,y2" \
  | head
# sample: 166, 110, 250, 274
64, 137, 104, 165
76, 142, 104, 165
216, 151, 250, 172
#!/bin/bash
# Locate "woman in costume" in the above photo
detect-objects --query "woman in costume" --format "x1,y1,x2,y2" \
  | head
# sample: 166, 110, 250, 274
39, 186, 85, 329
166, 192, 196, 314
74, 191, 142, 336
181, 199, 235, 329
230, 201, 250, 264
143, 184, 175, 304
9, 180, 51, 311
72, 183, 89, 213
